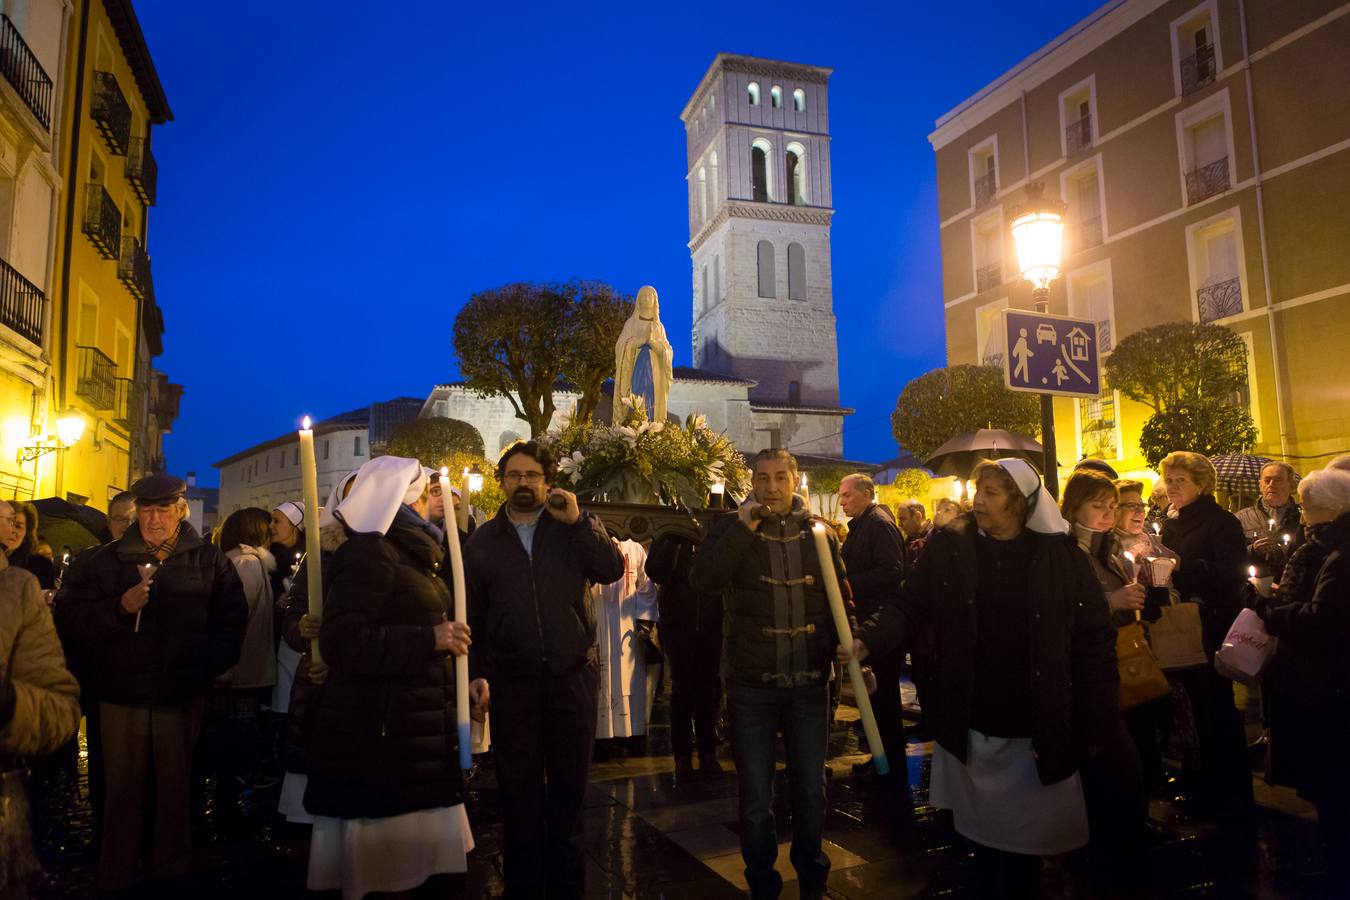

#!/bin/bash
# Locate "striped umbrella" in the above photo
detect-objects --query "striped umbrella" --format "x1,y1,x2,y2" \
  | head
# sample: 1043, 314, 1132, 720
1210, 453, 1273, 495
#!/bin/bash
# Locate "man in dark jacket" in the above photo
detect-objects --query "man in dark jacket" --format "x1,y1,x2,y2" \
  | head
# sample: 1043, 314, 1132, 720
691, 449, 847, 900
1236, 461, 1302, 577
464, 440, 624, 900
55, 473, 246, 892
838, 474, 907, 781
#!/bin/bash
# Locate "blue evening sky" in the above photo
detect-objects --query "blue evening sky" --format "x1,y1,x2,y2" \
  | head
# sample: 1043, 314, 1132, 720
140, 0, 1097, 484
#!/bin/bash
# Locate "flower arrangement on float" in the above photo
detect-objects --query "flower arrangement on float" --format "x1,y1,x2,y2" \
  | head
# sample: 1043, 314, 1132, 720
541, 396, 750, 508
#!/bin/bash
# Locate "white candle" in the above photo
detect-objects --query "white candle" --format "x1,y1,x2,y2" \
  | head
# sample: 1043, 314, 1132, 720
441, 468, 472, 769
812, 523, 888, 775
298, 417, 324, 665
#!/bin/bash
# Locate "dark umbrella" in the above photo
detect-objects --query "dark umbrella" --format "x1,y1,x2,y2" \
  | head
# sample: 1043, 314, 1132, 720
32, 497, 108, 553
1211, 453, 1275, 496
923, 429, 1049, 479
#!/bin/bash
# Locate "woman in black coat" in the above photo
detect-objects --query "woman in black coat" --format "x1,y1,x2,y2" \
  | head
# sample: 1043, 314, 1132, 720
302, 457, 473, 898
1257, 467, 1350, 886
1157, 451, 1254, 818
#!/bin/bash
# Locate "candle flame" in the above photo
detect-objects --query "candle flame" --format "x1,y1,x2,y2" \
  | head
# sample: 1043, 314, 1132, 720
1283, 534, 1291, 543
1249, 566, 1257, 578
1123, 551, 1134, 563
1152, 522, 1161, 534
301, 415, 312, 430
439, 466, 449, 477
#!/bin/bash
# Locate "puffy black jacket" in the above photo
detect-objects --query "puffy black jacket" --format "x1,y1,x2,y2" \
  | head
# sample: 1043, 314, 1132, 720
841, 503, 905, 619
278, 521, 344, 774
645, 533, 722, 643
465, 504, 624, 680
304, 515, 464, 819
1160, 494, 1247, 655
857, 515, 1119, 786
54, 523, 246, 707
690, 499, 847, 688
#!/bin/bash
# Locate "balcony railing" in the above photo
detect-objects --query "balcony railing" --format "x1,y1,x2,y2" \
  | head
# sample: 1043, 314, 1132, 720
0, 254, 44, 346
125, 137, 157, 205
1066, 114, 1093, 157
1181, 43, 1216, 96
118, 235, 150, 300
82, 184, 121, 259
151, 375, 182, 427
91, 70, 131, 154
974, 171, 998, 208
113, 377, 142, 431
1197, 276, 1243, 323
981, 350, 1005, 369
976, 262, 1002, 293
75, 345, 116, 410
1075, 216, 1103, 252
1185, 156, 1230, 204
0, 14, 53, 129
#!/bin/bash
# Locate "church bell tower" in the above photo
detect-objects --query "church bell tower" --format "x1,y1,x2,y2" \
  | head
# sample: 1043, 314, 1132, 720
680, 54, 842, 415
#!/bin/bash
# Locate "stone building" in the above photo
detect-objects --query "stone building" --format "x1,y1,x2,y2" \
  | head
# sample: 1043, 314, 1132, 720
932, 0, 1350, 475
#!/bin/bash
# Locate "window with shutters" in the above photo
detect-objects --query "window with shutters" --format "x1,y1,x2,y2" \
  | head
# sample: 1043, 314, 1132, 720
757, 241, 776, 299
971, 209, 1004, 294
1170, 2, 1222, 97
1058, 76, 1096, 159
1175, 90, 1234, 207
975, 297, 1008, 368
1067, 261, 1114, 354
1061, 158, 1104, 253
1186, 208, 1246, 323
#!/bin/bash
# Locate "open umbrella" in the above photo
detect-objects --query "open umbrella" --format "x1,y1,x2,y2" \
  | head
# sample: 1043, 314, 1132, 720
1210, 454, 1275, 496
31, 497, 108, 554
923, 429, 1048, 479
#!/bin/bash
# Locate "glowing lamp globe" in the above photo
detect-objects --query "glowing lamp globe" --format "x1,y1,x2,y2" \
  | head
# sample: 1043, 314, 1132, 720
1011, 207, 1066, 292
56, 411, 85, 447
466, 467, 485, 493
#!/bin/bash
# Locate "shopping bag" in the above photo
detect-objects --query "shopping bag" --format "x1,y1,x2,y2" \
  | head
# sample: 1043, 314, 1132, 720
1117, 621, 1172, 709
1214, 608, 1276, 686
1149, 598, 1208, 670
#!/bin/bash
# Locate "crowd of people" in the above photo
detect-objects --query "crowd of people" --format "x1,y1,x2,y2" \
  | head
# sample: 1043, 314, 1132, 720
1, 443, 1349, 899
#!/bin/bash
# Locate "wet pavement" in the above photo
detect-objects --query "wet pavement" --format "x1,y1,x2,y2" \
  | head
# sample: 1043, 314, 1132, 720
28, 685, 1334, 899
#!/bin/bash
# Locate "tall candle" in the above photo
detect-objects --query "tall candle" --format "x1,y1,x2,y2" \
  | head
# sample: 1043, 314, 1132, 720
441, 468, 472, 769
812, 523, 888, 775
298, 417, 324, 665
458, 467, 472, 533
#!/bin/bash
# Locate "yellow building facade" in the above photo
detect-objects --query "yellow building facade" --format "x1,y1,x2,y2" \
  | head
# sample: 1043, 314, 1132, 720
930, 0, 1350, 480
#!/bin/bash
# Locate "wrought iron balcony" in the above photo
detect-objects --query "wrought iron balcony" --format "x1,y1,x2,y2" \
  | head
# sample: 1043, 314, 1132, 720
976, 262, 1002, 293
1197, 276, 1243, 323
113, 377, 143, 431
82, 184, 121, 259
76, 345, 116, 410
1181, 44, 1216, 96
91, 70, 131, 155
1066, 114, 1092, 157
1185, 156, 1230, 204
981, 350, 1005, 369
974, 170, 998, 208
118, 235, 150, 300
125, 137, 157, 205
1074, 216, 1103, 252
151, 374, 182, 426
0, 14, 53, 129
0, 254, 44, 346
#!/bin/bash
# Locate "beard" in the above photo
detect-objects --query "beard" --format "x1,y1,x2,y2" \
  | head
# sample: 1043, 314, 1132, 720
510, 488, 541, 511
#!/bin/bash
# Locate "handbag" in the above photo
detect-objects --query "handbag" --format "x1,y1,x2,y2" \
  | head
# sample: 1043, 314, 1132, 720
1116, 620, 1172, 709
1214, 608, 1276, 686
1149, 597, 1208, 670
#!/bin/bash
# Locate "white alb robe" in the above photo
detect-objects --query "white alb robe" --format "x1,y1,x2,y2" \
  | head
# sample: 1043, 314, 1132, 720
593, 539, 659, 739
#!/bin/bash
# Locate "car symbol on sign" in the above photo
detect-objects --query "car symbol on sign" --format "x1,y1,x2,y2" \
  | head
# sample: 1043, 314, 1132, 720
1035, 323, 1057, 345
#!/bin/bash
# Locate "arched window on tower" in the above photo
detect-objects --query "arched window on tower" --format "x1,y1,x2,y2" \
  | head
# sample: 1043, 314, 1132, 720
697, 166, 707, 223
709, 151, 719, 209
747, 82, 760, 106
789, 381, 801, 405
785, 143, 806, 206
757, 240, 776, 298
751, 139, 773, 203
788, 242, 806, 300
793, 88, 806, 111
770, 85, 782, 108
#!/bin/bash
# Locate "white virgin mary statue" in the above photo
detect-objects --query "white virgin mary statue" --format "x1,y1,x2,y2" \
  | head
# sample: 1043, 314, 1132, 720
614, 286, 674, 424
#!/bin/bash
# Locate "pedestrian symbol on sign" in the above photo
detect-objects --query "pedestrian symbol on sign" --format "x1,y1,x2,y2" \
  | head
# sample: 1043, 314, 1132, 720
1012, 328, 1034, 382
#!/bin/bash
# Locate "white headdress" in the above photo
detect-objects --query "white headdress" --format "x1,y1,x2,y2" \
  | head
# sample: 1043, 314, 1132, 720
318, 470, 360, 529
995, 458, 1070, 535
334, 456, 428, 535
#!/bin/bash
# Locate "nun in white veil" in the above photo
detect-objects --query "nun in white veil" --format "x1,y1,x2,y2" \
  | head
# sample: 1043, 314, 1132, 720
303, 456, 475, 898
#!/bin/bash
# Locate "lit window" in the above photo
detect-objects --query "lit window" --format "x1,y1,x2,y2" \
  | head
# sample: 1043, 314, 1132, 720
793, 88, 805, 111
770, 85, 782, 108
785, 143, 806, 205
747, 82, 760, 106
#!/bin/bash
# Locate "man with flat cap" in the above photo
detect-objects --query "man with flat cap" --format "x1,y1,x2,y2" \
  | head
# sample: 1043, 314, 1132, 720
57, 473, 247, 893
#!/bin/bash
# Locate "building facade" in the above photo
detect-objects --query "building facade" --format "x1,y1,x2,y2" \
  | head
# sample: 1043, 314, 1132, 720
682, 53, 849, 457
931, 0, 1350, 476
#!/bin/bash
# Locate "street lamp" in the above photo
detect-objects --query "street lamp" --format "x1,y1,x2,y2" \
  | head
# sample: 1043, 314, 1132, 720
1010, 184, 1067, 498
19, 409, 86, 463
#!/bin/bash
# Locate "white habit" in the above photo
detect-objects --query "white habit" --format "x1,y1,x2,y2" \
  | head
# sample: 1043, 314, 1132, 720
593, 539, 659, 739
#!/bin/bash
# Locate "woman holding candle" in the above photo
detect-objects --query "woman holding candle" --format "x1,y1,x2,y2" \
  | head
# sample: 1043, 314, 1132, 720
845, 458, 1119, 898
1157, 451, 1254, 821
303, 456, 474, 897
1256, 466, 1350, 884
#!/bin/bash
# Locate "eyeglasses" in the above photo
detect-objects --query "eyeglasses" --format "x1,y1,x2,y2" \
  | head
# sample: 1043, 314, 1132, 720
0, 515, 14, 525
1118, 502, 1146, 512
504, 471, 545, 484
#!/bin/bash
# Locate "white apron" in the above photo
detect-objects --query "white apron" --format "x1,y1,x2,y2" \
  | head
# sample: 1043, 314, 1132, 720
307, 804, 473, 899
593, 540, 658, 739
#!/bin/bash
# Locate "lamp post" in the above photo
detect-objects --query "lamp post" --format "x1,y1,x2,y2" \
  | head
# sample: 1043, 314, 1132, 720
1010, 185, 1067, 498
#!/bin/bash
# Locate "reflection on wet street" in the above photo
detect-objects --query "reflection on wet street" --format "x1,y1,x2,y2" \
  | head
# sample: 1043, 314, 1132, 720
30, 688, 1331, 898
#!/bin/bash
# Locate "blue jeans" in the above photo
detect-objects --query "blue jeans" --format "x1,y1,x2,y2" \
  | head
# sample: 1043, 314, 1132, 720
727, 680, 830, 898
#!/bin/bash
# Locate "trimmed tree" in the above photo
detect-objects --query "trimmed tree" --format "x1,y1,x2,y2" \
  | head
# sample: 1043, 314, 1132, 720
891, 365, 1041, 460
386, 417, 485, 464
1104, 322, 1258, 467
559, 281, 633, 427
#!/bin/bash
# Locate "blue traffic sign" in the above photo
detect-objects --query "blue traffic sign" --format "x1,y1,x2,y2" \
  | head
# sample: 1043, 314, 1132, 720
1002, 309, 1102, 398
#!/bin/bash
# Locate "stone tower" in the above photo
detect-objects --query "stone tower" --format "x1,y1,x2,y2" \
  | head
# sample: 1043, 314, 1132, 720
681, 54, 847, 456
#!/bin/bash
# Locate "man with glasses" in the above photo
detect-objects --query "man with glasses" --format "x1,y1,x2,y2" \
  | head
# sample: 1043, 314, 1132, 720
463, 440, 623, 899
